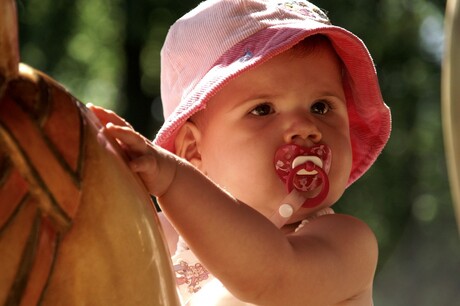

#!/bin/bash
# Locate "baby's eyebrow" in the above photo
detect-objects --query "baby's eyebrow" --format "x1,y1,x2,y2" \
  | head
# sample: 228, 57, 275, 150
228, 93, 279, 110
242, 93, 277, 102
315, 91, 344, 99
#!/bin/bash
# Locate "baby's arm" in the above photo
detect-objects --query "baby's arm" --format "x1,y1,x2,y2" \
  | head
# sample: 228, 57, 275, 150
160, 163, 377, 305
90, 106, 377, 305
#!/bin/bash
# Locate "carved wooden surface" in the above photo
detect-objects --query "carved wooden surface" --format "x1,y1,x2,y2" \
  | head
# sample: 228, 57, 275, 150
0, 0, 179, 304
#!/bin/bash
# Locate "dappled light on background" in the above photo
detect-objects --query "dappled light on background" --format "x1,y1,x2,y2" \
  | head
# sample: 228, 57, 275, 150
60, 0, 124, 111
419, 12, 445, 63
413, 193, 439, 222
19, 0, 124, 111
140, 7, 175, 97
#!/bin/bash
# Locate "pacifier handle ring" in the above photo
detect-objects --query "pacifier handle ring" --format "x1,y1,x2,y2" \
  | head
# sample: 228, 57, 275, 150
286, 162, 329, 208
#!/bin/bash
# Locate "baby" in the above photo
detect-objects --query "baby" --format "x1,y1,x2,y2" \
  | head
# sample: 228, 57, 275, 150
91, 0, 391, 305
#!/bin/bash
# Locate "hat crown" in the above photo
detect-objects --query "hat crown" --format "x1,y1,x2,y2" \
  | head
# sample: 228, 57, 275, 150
160, 0, 329, 118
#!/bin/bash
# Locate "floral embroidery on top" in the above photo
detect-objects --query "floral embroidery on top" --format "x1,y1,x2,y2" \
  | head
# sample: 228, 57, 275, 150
174, 260, 210, 294
278, 0, 331, 25
239, 49, 254, 62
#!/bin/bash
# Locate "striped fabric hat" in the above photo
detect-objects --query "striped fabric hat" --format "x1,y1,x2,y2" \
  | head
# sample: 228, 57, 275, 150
154, 0, 391, 186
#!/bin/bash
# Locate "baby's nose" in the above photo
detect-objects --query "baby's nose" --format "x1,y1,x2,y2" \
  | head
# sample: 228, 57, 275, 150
283, 116, 322, 144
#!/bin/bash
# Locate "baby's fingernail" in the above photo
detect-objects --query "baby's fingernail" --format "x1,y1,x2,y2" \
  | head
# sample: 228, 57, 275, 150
106, 122, 114, 129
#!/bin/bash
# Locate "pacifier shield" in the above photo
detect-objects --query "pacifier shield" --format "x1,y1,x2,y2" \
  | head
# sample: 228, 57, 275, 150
274, 144, 331, 192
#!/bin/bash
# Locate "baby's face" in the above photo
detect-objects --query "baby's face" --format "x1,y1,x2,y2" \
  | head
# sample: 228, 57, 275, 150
193, 43, 352, 222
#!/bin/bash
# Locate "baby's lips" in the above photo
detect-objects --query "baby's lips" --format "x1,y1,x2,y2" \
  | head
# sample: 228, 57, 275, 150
274, 143, 331, 191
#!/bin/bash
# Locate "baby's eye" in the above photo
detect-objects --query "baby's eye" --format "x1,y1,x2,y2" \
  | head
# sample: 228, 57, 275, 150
250, 103, 275, 116
311, 101, 331, 115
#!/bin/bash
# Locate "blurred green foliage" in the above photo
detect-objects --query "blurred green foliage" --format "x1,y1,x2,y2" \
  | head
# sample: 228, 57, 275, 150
16, 0, 459, 305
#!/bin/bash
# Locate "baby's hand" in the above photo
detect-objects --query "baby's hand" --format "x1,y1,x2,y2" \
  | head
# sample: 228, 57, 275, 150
88, 104, 177, 197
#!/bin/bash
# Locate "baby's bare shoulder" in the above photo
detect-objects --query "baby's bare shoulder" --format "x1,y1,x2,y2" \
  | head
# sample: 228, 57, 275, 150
297, 213, 377, 262
286, 213, 377, 303
297, 213, 376, 245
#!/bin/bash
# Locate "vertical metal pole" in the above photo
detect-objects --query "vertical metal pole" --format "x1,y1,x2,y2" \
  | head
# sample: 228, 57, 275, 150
442, 0, 460, 234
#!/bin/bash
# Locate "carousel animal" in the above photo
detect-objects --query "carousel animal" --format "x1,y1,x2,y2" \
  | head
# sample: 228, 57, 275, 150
0, 0, 179, 305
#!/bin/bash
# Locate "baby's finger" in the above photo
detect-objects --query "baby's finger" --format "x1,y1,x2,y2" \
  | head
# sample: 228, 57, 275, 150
129, 154, 158, 173
129, 153, 176, 197
104, 123, 151, 155
87, 104, 132, 128
131, 157, 159, 195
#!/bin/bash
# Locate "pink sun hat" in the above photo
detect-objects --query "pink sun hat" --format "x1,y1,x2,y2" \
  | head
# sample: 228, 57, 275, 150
154, 0, 391, 187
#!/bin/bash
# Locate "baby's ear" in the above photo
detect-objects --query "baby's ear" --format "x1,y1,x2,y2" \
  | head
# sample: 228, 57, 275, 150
174, 121, 202, 169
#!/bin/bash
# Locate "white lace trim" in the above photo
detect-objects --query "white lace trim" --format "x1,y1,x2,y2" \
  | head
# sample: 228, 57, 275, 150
295, 207, 335, 232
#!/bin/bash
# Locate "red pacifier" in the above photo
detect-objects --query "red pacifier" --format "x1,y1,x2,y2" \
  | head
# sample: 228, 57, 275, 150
274, 144, 331, 208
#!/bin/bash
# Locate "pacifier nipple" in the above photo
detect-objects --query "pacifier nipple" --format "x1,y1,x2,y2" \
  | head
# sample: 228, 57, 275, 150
292, 156, 322, 175
274, 144, 331, 208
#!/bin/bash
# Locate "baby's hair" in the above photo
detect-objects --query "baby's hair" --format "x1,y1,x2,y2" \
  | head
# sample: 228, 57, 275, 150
291, 34, 345, 77
290, 34, 334, 57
